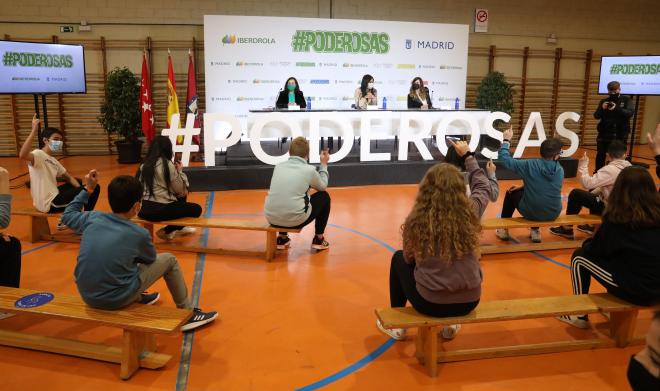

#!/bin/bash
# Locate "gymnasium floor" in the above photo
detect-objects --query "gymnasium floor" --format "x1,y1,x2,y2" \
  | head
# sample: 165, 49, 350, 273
0, 146, 657, 391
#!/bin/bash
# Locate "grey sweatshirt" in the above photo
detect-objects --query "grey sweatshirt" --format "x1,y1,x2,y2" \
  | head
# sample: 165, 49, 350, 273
264, 156, 328, 227
0, 194, 11, 229
411, 155, 490, 304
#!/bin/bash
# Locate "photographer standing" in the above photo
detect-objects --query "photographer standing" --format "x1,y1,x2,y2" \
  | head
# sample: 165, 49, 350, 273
594, 81, 634, 171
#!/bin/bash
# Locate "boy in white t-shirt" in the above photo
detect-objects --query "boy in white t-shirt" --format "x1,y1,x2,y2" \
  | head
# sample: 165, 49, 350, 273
19, 114, 100, 218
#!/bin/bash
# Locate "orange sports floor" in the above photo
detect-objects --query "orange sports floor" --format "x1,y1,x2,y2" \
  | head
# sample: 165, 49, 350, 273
0, 146, 657, 390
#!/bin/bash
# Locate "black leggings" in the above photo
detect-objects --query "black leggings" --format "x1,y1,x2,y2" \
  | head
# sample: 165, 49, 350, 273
49, 179, 101, 213
566, 189, 605, 216
138, 197, 203, 233
501, 187, 524, 218
389, 250, 479, 317
275, 191, 331, 236
0, 236, 21, 288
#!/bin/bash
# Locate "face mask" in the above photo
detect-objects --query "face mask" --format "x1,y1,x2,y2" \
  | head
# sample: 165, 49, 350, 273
287, 84, 296, 91
609, 92, 620, 100
627, 356, 659, 391
413, 83, 420, 90
49, 140, 63, 152
367, 83, 374, 89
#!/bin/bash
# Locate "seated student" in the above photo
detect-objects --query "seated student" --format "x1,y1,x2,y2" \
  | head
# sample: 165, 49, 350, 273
376, 140, 490, 341
275, 77, 307, 109
354, 74, 377, 109
0, 167, 21, 297
264, 137, 331, 251
648, 122, 660, 185
19, 114, 100, 220
407, 77, 433, 109
557, 166, 660, 329
136, 136, 202, 241
496, 127, 564, 243
445, 143, 499, 202
61, 173, 217, 332
550, 140, 630, 239
627, 311, 660, 391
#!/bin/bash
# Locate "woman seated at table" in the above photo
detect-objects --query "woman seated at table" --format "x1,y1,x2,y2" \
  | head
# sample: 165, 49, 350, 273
407, 77, 433, 110
276, 77, 307, 109
354, 74, 377, 109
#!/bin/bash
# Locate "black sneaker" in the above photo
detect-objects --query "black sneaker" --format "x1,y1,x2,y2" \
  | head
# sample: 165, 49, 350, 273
181, 308, 219, 332
576, 224, 595, 235
311, 236, 329, 251
276, 235, 291, 250
549, 226, 574, 239
138, 292, 160, 305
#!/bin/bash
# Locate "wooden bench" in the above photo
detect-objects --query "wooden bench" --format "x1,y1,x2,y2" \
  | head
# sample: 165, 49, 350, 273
480, 214, 602, 254
0, 287, 191, 380
376, 293, 653, 377
11, 207, 300, 262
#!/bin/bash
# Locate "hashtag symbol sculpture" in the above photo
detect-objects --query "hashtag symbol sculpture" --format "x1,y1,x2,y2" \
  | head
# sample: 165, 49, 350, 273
291, 30, 308, 52
161, 113, 200, 167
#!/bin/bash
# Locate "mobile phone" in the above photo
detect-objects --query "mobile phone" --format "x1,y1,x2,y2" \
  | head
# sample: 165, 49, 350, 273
445, 136, 461, 142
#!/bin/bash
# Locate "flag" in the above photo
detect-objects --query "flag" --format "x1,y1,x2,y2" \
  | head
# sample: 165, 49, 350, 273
166, 50, 181, 142
186, 49, 200, 145
139, 51, 155, 143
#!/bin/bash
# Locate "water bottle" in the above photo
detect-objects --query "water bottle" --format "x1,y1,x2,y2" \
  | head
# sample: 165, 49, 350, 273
454, 97, 460, 110
383, 97, 387, 110
306, 96, 311, 111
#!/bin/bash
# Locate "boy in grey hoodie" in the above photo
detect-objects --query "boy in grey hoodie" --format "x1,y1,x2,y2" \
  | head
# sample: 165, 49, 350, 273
264, 137, 331, 251
550, 140, 630, 239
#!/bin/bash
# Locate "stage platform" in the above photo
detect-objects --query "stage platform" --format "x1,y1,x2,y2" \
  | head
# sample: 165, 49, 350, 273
185, 139, 578, 191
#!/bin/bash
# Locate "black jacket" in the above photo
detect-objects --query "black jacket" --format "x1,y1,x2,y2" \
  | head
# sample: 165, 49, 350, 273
594, 95, 634, 139
276, 90, 307, 109
582, 218, 660, 306
407, 88, 433, 109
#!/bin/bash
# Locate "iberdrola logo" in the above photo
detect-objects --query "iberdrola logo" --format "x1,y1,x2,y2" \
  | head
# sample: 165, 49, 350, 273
222, 35, 237, 44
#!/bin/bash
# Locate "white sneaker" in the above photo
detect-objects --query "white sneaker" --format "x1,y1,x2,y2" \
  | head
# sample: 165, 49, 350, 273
495, 228, 510, 241
156, 228, 176, 241
176, 227, 197, 236
0, 312, 16, 320
556, 315, 589, 329
56, 221, 68, 231
376, 319, 407, 341
441, 324, 461, 339
530, 228, 542, 243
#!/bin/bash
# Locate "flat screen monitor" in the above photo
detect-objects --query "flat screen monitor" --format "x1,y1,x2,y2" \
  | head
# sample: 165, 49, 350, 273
598, 55, 660, 95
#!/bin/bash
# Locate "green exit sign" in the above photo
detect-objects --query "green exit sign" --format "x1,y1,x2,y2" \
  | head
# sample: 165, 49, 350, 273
60, 26, 74, 33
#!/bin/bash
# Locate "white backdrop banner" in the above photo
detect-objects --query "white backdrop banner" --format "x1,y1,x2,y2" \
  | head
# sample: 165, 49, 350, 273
204, 15, 469, 129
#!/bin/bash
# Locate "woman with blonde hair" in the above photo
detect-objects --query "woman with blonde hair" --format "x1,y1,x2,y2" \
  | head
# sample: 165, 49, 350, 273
407, 76, 433, 109
377, 140, 491, 340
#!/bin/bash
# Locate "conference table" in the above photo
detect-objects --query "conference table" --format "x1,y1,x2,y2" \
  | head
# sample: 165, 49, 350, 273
247, 109, 492, 140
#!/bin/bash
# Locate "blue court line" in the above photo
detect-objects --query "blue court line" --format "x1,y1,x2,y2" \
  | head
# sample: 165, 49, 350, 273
20, 241, 57, 256
175, 191, 215, 391
295, 338, 397, 391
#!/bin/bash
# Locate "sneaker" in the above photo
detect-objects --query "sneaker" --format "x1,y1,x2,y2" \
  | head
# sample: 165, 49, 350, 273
441, 324, 461, 340
529, 228, 542, 243
549, 226, 574, 239
181, 308, 219, 332
495, 228, 510, 241
556, 314, 589, 329
576, 224, 596, 235
311, 235, 330, 251
56, 221, 68, 231
376, 319, 407, 341
277, 235, 291, 250
156, 228, 176, 241
138, 292, 160, 305
0, 312, 15, 320
175, 227, 197, 236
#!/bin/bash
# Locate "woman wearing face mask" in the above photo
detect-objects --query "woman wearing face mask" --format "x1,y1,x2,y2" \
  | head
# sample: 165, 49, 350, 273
19, 114, 100, 218
276, 77, 307, 109
407, 77, 433, 109
355, 74, 377, 109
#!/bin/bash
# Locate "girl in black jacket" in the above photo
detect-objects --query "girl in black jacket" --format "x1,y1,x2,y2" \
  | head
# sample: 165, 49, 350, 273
407, 77, 433, 109
558, 166, 660, 329
276, 77, 306, 109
